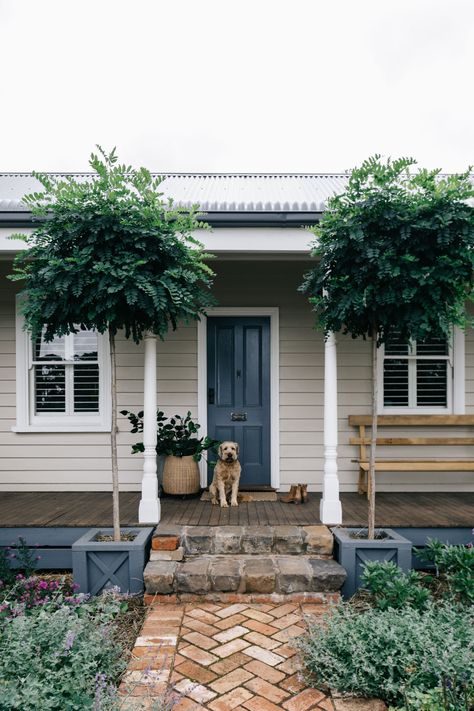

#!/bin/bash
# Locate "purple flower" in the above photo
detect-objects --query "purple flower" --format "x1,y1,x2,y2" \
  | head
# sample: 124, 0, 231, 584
63, 631, 76, 652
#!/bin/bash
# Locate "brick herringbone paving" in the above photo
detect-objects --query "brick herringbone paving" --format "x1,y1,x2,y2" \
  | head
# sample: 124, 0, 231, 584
120, 602, 334, 710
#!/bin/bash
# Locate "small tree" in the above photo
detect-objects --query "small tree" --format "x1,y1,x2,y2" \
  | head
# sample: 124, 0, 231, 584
301, 156, 474, 538
10, 147, 215, 540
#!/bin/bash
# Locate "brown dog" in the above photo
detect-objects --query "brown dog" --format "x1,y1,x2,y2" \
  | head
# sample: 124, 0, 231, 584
209, 441, 241, 508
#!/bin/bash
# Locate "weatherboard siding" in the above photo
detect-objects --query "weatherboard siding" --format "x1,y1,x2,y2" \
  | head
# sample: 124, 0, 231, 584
1, 258, 474, 492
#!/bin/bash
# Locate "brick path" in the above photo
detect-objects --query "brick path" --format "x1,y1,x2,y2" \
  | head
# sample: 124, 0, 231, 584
120, 601, 334, 710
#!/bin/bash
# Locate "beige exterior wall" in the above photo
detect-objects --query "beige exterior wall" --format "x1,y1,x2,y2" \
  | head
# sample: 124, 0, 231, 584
1, 258, 474, 492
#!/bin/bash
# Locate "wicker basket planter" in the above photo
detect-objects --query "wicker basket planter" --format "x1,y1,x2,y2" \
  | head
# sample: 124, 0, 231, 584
162, 455, 200, 495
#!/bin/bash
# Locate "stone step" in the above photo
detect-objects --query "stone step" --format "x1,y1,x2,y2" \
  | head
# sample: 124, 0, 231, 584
151, 524, 334, 557
144, 555, 346, 596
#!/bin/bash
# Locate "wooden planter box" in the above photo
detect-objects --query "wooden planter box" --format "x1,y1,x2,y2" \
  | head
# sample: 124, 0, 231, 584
332, 527, 412, 599
72, 527, 153, 595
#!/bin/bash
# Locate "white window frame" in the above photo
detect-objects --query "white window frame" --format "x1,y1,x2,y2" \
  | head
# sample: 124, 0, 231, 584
377, 326, 465, 415
14, 305, 111, 432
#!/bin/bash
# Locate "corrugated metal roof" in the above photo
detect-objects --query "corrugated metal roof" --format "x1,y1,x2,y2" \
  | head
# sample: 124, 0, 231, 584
0, 173, 349, 213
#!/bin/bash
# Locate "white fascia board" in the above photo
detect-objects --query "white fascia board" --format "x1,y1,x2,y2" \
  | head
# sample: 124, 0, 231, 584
0, 227, 31, 252
195, 227, 314, 254
0, 226, 315, 256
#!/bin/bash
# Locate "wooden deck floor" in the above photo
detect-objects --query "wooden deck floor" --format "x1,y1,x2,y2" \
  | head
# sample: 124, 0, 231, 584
0, 491, 472, 528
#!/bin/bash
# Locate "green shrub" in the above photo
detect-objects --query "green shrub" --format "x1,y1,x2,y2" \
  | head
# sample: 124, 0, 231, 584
391, 684, 474, 710
361, 561, 431, 611
416, 538, 474, 605
0, 576, 84, 619
298, 602, 474, 706
0, 537, 39, 588
0, 593, 127, 710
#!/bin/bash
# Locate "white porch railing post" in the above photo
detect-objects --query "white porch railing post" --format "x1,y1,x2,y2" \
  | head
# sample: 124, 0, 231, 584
320, 331, 342, 524
139, 332, 161, 524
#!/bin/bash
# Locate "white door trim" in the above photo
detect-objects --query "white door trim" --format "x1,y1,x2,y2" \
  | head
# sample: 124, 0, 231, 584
197, 307, 280, 490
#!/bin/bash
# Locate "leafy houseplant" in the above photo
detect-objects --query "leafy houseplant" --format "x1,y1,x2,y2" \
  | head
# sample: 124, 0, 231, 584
121, 408, 218, 460
9, 147, 215, 545
122, 409, 219, 495
301, 156, 474, 540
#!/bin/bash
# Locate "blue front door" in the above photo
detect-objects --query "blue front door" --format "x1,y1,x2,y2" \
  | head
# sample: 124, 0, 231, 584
207, 317, 271, 487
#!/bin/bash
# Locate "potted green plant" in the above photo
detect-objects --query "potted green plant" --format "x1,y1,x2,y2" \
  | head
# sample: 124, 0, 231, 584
10, 148, 215, 594
301, 156, 474, 594
122, 409, 219, 495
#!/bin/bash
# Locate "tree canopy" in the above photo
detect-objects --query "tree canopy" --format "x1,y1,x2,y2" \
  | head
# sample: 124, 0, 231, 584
10, 147, 215, 342
301, 155, 474, 539
301, 156, 474, 344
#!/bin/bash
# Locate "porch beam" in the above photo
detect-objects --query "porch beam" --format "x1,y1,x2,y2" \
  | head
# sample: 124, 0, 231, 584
320, 331, 342, 524
138, 332, 161, 524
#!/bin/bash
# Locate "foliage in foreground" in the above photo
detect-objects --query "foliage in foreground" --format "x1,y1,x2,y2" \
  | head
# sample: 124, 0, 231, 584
418, 537, 474, 605
0, 575, 83, 620
361, 561, 431, 611
0, 591, 126, 710
361, 539, 474, 610
0, 537, 39, 587
392, 684, 474, 711
298, 602, 474, 707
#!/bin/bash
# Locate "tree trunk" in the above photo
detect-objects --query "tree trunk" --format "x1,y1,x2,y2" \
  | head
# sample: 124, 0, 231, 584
109, 327, 121, 542
368, 326, 378, 540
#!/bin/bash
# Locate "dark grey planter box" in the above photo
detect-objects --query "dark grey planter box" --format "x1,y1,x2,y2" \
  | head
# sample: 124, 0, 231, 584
332, 527, 412, 599
72, 527, 153, 595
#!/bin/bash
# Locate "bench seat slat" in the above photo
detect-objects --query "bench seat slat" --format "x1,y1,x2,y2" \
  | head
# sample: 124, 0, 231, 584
349, 414, 474, 426
349, 437, 474, 446
350, 414, 474, 495
358, 460, 474, 471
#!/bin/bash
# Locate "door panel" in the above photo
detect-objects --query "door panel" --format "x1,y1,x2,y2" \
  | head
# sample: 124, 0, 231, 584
207, 317, 271, 487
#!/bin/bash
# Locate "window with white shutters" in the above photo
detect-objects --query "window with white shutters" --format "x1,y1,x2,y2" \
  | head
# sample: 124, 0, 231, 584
15, 307, 111, 432
33, 330, 100, 415
382, 333, 451, 411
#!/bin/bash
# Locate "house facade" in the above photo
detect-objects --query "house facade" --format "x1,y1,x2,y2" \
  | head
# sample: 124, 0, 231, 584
1, 173, 473, 526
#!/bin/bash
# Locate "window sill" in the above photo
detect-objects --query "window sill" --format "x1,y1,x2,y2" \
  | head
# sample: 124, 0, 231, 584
378, 408, 452, 415
12, 425, 112, 433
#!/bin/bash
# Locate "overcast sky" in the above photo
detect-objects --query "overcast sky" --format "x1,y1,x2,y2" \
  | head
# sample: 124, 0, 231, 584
0, 0, 473, 174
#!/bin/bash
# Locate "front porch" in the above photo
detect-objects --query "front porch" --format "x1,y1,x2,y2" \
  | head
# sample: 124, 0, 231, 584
2, 490, 472, 528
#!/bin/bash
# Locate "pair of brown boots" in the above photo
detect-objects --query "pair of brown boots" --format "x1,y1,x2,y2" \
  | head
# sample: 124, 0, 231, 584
281, 484, 308, 504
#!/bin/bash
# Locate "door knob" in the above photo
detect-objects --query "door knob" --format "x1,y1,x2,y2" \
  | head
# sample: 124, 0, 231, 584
208, 388, 215, 404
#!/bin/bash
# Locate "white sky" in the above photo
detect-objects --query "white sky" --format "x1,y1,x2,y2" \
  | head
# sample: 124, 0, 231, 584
0, 0, 473, 174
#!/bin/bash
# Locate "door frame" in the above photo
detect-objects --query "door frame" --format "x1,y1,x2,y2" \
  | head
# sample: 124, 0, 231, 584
197, 307, 280, 489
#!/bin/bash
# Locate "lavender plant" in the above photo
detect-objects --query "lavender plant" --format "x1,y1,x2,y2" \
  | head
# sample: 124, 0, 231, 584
0, 591, 126, 710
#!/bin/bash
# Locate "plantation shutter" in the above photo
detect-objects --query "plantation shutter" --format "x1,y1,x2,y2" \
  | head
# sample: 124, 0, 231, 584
33, 330, 100, 414
383, 334, 449, 409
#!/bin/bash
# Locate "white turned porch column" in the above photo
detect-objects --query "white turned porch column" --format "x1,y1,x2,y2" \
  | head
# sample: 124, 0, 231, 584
320, 331, 342, 524
139, 332, 161, 523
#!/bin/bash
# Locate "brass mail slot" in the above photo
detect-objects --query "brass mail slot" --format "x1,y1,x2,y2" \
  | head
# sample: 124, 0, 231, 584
231, 412, 247, 422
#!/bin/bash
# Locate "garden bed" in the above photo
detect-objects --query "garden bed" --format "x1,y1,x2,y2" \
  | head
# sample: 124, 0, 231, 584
298, 538, 474, 711
0, 542, 148, 710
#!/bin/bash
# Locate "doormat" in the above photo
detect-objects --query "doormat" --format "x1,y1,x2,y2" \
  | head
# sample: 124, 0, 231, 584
200, 491, 278, 502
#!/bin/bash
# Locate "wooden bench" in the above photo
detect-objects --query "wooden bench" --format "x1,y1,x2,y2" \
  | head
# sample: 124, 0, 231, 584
349, 415, 474, 497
